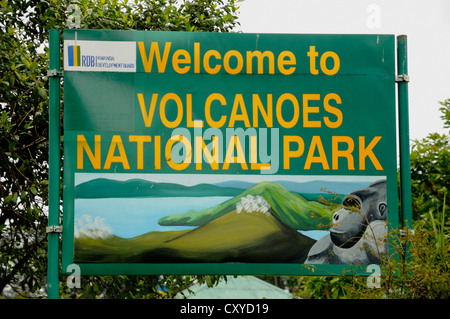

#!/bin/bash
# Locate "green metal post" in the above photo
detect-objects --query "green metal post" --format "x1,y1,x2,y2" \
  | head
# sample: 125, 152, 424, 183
397, 35, 413, 230
47, 29, 61, 299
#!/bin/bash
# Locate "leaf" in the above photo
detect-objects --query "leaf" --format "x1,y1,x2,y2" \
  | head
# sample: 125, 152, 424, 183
37, 87, 47, 100
30, 185, 38, 195
5, 192, 19, 205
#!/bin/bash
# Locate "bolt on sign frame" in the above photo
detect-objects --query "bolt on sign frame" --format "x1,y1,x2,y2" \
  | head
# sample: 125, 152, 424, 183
47, 29, 411, 299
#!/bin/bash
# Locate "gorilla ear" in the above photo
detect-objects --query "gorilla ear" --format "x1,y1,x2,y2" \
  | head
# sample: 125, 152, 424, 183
378, 202, 387, 218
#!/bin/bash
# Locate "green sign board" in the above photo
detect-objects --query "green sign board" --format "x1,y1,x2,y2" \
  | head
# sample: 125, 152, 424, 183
61, 30, 399, 276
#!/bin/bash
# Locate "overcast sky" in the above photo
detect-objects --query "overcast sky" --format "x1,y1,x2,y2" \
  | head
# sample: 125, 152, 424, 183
236, 0, 450, 141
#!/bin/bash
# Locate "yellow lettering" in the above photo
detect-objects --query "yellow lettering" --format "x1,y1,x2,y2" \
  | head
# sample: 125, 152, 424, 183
229, 94, 250, 127
186, 93, 203, 128
194, 42, 200, 74
129, 135, 152, 170
303, 94, 321, 128
205, 93, 227, 128
137, 93, 158, 127
304, 136, 329, 170
138, 41, 171, 73
307, 46, 319, 75
195, 136, 219, 170
160, 93, 183, 128
223, 136, 248, 170
253, 94, 273, 128
283, 135, 304, 170
154, 135, 161, 170
323, 93, 343, 128
104, 135, 130, 170
277, 51, 296, 75
332, 136, 355, 170
320, 51, 340, 75
223, 50, 243, 75
203, 50, 221, 74
172, 49, 191, 74
77, 135, 101, 169
276, 93, 299, 129
359, 136, 383, 170
246, 51, 275, 74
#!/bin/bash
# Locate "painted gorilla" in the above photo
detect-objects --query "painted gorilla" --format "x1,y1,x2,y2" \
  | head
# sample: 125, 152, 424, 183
305, 179, 388, 265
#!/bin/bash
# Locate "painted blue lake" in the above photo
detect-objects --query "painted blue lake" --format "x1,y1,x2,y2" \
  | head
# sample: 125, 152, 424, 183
74, 196, 232, 238
74, 196, 329, 241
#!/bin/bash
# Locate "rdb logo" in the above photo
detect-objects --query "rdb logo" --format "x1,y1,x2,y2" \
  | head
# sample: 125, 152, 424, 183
81, 55, 96, 67
67, 45, 81, 67
68, 46, 96, 67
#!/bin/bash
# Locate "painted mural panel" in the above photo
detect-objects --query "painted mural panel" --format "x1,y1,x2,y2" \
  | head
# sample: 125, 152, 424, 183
72, 174, 388, 266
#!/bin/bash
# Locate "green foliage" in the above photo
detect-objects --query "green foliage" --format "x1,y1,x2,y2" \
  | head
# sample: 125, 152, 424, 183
1, 1, 51, 298
410, 100, 449, 227
292, 101, 449, 299
59, 274, 224, 299
293, 216, 449, 299
0, 0, 239, 299
439, 99, 450, 129
293, 276, 354, 299
63, 0, 241, 32
343, 222, 449, 299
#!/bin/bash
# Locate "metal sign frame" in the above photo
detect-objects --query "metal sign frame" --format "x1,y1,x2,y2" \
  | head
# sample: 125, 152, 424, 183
47, 30, 411, 299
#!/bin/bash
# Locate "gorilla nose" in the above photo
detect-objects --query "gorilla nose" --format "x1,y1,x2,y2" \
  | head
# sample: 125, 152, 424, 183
330, 229, 345, 241
330, 228, 358, 248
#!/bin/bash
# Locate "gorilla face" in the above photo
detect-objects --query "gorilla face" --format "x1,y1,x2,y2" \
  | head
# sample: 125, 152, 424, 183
330, 196, 366, 248
329, 180, 387, 249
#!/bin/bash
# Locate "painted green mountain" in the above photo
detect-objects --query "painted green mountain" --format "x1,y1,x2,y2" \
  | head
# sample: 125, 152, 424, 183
74, 209, 317, 263
158, 181, 333, 230
74, 178, 242, 198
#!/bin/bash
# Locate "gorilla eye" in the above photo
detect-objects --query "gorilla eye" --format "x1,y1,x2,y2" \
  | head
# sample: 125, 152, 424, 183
343, 197, 361, 211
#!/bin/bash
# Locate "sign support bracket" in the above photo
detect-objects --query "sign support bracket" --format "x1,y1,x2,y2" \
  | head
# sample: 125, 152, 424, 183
46, 225, 63, 233
395, 74, 410, 83
47, 69, 63, 77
